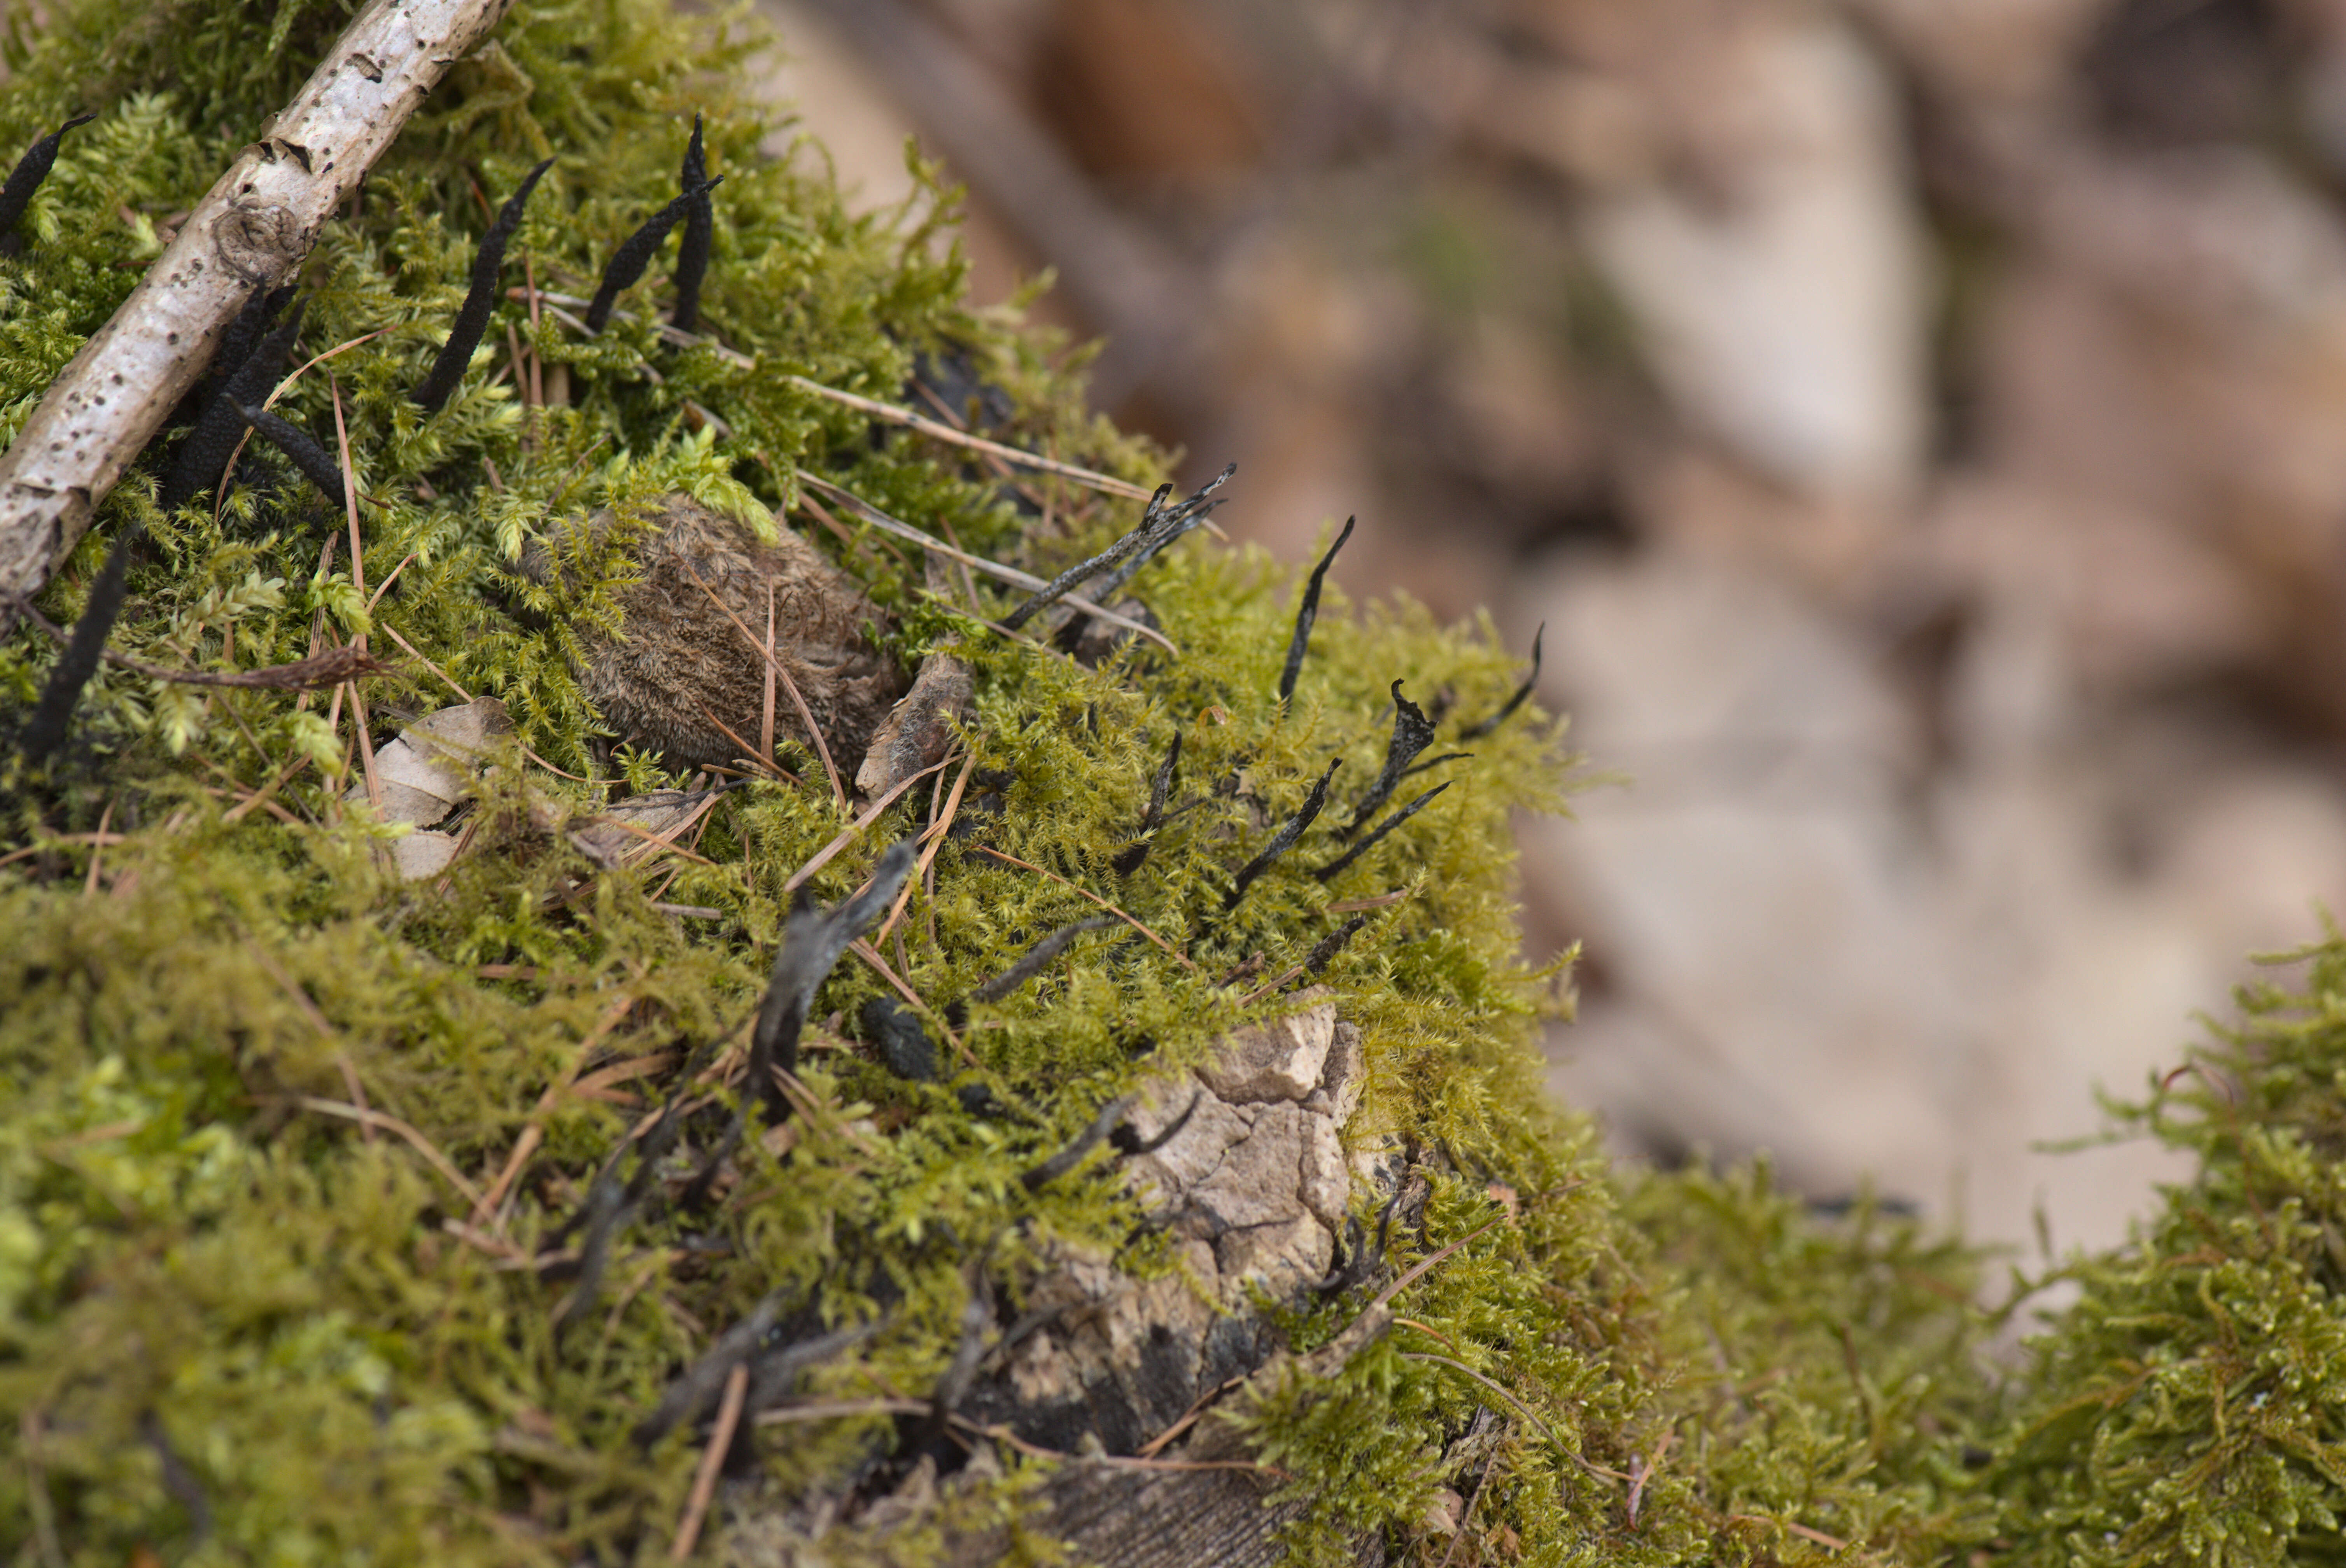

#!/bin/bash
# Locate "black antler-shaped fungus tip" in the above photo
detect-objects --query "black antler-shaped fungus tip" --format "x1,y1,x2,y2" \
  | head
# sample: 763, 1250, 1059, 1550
0, 113, 96, 240
583, 175, 723, 333
1342, 680, 1436, 836
1003, 464, 1235, 631
412, 157, 553, 412
1279, 515, 1354, 705
163, 298, 306, 511
672, 114, 713, 332
1461, 622, 1544, 740
1227, 756, 1341, 910
236, 404, 346, 511
19, 522, 140, 765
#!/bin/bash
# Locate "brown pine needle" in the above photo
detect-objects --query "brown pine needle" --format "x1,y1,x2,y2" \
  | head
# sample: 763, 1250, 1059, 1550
278, 1096, 484, 1211
327, 376, 382, 813
1236, 964, 1307, 1006
1371, 1216, 1506, 1311
80, 798, 111, 898
796, 474, 1178, 656
373, 622, 474, 701
588, 801, 723, 868
690, 697, 788, 784
758, 580, 777, 766
875, 750, 975, 945
472, 992, 638, 1228
670, 1363, 746, 1561
968, 845, 1193, 969
680, 559, 844, 809
781, 757, 952, 895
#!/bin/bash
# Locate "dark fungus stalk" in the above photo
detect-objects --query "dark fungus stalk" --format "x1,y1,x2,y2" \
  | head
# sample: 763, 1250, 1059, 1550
214, 283, 298, 400
0, 113, 96, 240
1021, 1093, 1145, 1190
1317, 780, 1450, 882
163, 298, 306, 511
1227, 757, 1340, 910
1279, 515, 1354, 705
18, 521, 138, 763
672, 840, 917, 1213
1112, 731, 1182, 876
235, 404, 345, 511
1460, 622, 1543, 740
583, 175, 723, 333
411, 157, 552, 411
1303, 914, 1371, 976
1400, 750, 1471, 782
971, 915, 1117, 1003
1341, 680, 1436, 836
1002, 464, 1235, 631
672, 114, 713, 332
753, 840, 919, 1092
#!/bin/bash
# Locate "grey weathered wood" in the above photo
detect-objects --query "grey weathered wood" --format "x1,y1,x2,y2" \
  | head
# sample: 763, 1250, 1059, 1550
0, 0, 515, 632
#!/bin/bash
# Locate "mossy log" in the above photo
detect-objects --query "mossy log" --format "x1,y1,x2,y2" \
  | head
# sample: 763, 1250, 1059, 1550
5, 4, 2346, 1566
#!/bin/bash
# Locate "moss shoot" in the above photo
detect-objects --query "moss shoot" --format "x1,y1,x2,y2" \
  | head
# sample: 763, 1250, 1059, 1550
2, 3, 2345, 1566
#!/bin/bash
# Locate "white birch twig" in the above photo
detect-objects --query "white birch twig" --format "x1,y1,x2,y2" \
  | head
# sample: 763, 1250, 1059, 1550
0, 0, 515, 630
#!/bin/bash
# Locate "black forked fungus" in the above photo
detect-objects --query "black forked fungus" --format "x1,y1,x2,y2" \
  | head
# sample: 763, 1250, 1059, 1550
1001, 464, 1234, 631
583, 175, 723, 333
1316, 780, 1451, 882
0, 113, 96, 240
163, 298, 306, 511
235, 404, 345, 511
18, 522, 138, 764
1278, 514, 1354, 705
411, 157, 553, 412
1460, 621, 1543, 740
1341, 679, 1436, 836
672, 114, 713, 332
1227, 756, 1341, 910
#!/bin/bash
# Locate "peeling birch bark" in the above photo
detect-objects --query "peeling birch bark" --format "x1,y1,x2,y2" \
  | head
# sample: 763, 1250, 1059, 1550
0, 0, 515, 631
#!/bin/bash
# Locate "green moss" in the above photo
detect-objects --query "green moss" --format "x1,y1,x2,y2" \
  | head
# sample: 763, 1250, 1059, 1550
5, 2, 2346, 1565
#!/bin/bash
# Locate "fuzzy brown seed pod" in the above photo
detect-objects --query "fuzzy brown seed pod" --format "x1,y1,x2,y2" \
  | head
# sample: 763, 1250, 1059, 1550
528, 493, 906, 774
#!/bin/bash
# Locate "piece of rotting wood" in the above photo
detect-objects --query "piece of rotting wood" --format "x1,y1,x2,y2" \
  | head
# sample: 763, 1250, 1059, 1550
0, 0, 518, 633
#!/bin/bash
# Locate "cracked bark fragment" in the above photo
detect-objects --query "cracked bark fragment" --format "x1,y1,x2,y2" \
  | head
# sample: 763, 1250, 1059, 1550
955, 997, 1373, 1498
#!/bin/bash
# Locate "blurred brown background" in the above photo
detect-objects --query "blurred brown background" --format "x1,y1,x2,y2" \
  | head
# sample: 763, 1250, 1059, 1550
753, 0, 2346, 1257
